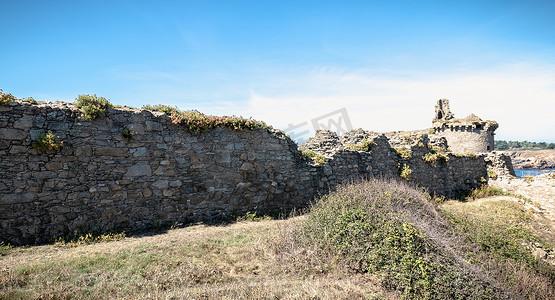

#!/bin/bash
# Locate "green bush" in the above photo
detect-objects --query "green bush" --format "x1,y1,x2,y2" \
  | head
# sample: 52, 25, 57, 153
75, 94, 112, 120
300, 179, 499, 299
32, 131, 63, 153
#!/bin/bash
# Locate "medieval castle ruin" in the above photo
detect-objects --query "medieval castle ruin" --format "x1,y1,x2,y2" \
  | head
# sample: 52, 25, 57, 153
0, 97, 514, 245
432, 99, 498, 153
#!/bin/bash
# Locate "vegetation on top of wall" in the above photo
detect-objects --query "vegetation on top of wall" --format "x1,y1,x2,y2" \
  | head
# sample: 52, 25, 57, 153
344, 139, 377, 152
301, 149, 327, 164
495, 140, 555, 150
487, 169, 498, 179
422, 149, 450, 164
0, 89, 16, 106
32, 131, 63, 153
391, 147, 412, 159
23, 97, 37, 104
142, 104, 269, 135
75, 94, 113, 120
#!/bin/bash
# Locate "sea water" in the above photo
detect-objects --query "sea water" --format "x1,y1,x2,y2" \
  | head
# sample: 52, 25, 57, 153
514, 168, 555, 178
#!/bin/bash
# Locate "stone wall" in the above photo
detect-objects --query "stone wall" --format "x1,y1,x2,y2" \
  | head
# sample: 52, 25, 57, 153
1, 101, 513, 245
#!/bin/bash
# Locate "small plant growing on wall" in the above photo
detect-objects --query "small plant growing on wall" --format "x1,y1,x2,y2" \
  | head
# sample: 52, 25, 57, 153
121, 127, 134, 141
487, 169, 498, 179
32, 131, 63, 153
75, 94, 112, 120
23, 97, 37, 104
464, 152, 478, 159
301, 149, 328, 164
422, 151, 449, 164
398, 163, 412, 180
0, 89, 16, 106
392, 147, 412, 159
345, 139, 377, 151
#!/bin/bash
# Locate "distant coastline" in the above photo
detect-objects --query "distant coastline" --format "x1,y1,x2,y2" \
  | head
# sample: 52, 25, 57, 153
502, 149, 555, 169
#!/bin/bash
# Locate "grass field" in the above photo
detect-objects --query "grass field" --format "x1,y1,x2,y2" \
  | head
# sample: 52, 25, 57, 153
0, 218, 395, 299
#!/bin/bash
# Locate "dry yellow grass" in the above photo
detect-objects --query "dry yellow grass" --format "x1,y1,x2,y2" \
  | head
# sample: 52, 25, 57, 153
0, 218, 395, 300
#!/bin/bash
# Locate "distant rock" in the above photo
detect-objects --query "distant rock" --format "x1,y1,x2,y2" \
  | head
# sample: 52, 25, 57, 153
505, 150, 555, 169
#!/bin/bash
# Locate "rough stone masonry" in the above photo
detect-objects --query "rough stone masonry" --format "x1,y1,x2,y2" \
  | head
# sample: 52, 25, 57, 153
0, 100, 514, 245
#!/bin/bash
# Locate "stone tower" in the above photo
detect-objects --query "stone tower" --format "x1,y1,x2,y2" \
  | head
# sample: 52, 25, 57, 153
432, 99, 498, 153
434, 98, 455, 121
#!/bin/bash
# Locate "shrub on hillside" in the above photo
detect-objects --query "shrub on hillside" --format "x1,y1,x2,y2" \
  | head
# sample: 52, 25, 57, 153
75, 94, 112, 120
299, 179, 500, 299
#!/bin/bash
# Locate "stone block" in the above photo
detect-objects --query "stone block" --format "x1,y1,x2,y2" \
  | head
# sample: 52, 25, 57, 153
13, 115, 34, 129
48, 122, 69, 131
45, 162, 63, 171
95, 147, 129, 157
10, 146, 28, 154
131, 147, 149, 157
0, 128, 26, 140
125, 164, 152, 177
240, 162, 254, 172
152, 180, 169, 189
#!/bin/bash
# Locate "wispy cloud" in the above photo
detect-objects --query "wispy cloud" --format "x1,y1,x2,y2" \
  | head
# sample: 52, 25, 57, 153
192, 63, 555, 142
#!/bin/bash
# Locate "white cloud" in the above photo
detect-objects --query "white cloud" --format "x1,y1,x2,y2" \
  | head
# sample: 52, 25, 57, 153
193, 63, 555, 142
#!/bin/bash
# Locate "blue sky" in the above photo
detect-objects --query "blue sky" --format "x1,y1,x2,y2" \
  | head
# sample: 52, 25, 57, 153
2, 0, 554, 142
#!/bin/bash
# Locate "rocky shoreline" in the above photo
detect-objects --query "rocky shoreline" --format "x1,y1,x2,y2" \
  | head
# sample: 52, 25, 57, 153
502, 149, 555, 169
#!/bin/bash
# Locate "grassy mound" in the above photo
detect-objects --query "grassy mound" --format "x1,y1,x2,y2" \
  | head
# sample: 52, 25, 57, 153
441, 198, 555, 299
299, 179, 501, 299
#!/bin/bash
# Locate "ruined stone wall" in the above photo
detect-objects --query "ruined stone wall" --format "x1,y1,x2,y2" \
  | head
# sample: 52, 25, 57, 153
1, 102, 320, 245
1, 102, 513, 245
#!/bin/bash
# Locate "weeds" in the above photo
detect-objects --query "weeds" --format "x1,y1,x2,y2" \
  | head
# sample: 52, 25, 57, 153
301, 149, 327, 164
0, 89, 16, 106
464, 185, 507, 200
487, 169, 498, 179
235, 210, 273, 222
75, 94, 112, 120
142, 104, 268, 134
54, 231, 126, 247
422, 151, 449, 164
391, 147, 412, 159
32, 131, 63, 153
23, 97, 37, 104
345, 139, 377, 151
464, 152, 478, 159
121, 127, 134, 141
0, 242, 13, 256
398, 163, 412, 180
